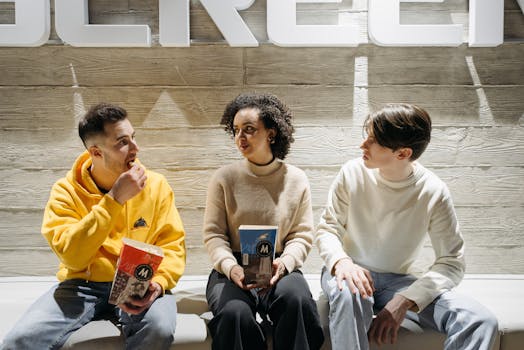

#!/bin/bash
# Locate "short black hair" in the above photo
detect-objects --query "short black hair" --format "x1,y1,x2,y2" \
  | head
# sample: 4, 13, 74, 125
220, 92, 295, 160
78, 103, 127, 148
364, 103, 432, 161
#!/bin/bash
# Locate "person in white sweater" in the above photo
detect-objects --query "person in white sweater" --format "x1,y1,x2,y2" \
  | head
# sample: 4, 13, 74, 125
316, 104, 498, 350
203, 93, 324, 350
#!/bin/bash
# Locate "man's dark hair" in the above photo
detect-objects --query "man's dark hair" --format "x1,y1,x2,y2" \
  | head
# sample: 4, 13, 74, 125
220, 92, 295, 160
364, 103, 432, 161
78, 103, 128, 148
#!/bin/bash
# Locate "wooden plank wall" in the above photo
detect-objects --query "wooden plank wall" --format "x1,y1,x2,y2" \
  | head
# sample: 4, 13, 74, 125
0, 0, 523, 276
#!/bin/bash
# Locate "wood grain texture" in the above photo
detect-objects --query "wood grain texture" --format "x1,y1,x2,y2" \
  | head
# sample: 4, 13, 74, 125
0, 47, 245, 87
3, 206, 522, 250
0, 247, 212, 276
1, 44, 523, 86
1, 199, 523, 276
2, 166, 523, 209
0, 86, 522, 128
0, 0, 522, 277
2, 126, 524, 170
1, 244, 523, 276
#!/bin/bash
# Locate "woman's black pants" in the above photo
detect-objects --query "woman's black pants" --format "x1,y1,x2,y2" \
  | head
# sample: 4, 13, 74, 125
206, 269, 325, 350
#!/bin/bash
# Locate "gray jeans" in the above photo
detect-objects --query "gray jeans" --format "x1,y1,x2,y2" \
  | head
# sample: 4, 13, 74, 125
321, 267, 498, 350
1, 279, 178, 350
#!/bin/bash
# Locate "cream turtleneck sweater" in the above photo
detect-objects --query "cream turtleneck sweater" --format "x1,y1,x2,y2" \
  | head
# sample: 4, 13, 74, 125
203, 158, 314, 279
316, 158, 465, 311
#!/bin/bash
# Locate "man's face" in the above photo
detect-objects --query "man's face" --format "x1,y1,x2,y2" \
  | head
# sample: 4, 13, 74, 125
94, 119, 139, 177
359, 127, 398, 170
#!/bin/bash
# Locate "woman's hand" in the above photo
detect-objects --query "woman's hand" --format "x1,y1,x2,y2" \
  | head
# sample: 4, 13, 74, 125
269, 258, 287, 286
230, 264, 257, 290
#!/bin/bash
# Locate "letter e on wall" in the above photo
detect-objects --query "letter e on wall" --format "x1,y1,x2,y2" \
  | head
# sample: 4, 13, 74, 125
368, 0, 462, 46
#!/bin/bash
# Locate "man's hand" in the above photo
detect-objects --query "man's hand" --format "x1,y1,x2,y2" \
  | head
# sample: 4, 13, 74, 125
119, 281, 162, 315
368, 294, 415, 346
230, 264, 256, 290
333, 257, 374, 298
108, 164, 147, 204
269, 258, 287, 286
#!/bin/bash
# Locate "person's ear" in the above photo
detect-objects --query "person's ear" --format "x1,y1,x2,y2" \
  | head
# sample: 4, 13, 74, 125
396, 147, 413, 160
268, 129, 277, 144
88, 145, 102, 159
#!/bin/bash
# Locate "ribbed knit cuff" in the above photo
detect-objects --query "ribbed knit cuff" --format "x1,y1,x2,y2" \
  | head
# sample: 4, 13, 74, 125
221, 258, 239, 280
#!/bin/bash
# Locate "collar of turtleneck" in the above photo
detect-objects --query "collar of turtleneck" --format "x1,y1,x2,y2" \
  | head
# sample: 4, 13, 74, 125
373, 162, 424, 189
244, 157, 282, 177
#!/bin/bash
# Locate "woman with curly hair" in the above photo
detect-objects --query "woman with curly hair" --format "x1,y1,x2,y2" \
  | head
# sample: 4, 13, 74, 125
203, 92, 324, 350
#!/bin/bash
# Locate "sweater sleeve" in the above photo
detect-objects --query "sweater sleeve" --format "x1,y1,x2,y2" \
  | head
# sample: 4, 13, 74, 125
398, 187, 465, 311
202, 172, 238, 279
151, 176, 186, 292
280, 177, 314, 273
42, 181, 123, 271
315, 167, 351, 273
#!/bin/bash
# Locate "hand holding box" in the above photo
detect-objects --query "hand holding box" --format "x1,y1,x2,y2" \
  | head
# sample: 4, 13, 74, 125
239, 225, 278, 287
109, 238, 164, 305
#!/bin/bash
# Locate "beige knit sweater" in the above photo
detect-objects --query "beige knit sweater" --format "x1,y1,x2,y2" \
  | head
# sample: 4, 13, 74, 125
203, 158, 314, 279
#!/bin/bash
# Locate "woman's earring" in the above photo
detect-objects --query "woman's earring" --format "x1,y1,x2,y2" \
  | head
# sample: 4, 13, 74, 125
269, 137, 275, 144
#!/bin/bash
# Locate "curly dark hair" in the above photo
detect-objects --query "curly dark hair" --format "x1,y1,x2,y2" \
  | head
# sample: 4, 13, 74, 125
220, 92, 295, 160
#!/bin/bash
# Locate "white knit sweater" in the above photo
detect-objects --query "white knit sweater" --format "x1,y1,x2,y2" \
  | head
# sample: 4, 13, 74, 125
316, 158, 465, 311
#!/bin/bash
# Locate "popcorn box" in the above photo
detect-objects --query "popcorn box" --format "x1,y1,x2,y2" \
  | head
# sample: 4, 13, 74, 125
108, 238, 164, 305
239, 225, 277, 287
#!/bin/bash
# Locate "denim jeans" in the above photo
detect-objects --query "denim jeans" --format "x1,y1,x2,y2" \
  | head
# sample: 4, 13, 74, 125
321, 267, 498, 350
1, 279, 177, 350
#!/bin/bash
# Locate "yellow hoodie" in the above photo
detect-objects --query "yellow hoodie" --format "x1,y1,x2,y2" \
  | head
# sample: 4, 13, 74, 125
41, 151, 186, 292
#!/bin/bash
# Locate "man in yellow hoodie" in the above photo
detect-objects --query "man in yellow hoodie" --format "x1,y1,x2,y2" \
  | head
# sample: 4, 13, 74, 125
2, 103, 186, 349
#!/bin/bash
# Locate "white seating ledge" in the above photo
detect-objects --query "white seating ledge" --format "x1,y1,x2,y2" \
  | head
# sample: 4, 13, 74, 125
1, 274, 523, 350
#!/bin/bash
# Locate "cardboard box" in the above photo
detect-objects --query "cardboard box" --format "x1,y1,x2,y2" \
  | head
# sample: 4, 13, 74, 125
108, 238, 164, 305
239, 225, 278, 287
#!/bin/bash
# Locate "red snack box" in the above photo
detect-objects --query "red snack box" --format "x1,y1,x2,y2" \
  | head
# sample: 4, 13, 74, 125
108, 238, 164, 305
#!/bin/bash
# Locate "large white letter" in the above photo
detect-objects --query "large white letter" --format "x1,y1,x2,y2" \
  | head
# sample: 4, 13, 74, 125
368, 0, 462, 46
267, 0, 359, 47
0, 0, 50, 47
469, 0, 504, 47
199, 0, 257, 47
159, 0, 189, 47
55, 0, 151, 47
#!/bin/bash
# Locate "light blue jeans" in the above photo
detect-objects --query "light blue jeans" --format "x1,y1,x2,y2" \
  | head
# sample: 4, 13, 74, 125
321, 267, 498, 350
1, 279, 177, 350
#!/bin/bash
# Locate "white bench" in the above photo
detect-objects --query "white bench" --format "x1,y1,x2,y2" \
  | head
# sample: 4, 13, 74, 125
1, 274, 523, 350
